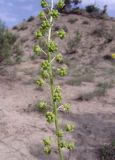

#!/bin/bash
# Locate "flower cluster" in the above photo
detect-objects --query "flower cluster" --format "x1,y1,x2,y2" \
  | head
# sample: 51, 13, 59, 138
41, 20, 51, 30
57, 29, 66, 39
41, 0, 49, 8
112, 53, 115, 59
58, 66, 68, 77
46, 111, 55, 123
50, 9, 60, 19
36, 78, 45, 87
33, 45, 41, 55
34, 0, 75, 159
35, 29, 44, 38
48, 40, 57, 53
56, 129, 64, 138
63, 103, 71, 112
41, 60, 50, 70
37, 101, 47, 111
65, 123, 75, 132
56, 53, 63, 63
56, 0, 65, 9
39, 11, 46, 20
40, 60, 50, 80
59, 141, 75, 150
53, 86, 62, 102
41, 70, 49, 79
43, 137, 52, 155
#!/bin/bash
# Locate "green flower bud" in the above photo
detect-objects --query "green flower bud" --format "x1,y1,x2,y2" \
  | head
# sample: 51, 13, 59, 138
57, 0, 65, 9
57, 29, 66, 39
55, 85, 62, 92
44, 146, 51, 155
41, 20, 50, 30
39, 11, 45, 20
41, 0, 49, 8
59, 141, 67, 148
41, 70, 49, 79
65, 124, 75, 132
33, 45, 41, 55
56, 129, 64, 138
63, 103, 71, 111
112, 53, 115, 59
53, 86, 62, 102
41, 60, 50, 70
56, 53, 63, 63
67, 142, 75, 150
46, 112, 55, 123
37, 101, 47, 111
35, 30, 43, 38
57, 66, 68, 77
36, 78, 45, 87
43, 137, 52, 146
48, 41, 57, 53
50, 9, 60, 19
53, 93, 61, 102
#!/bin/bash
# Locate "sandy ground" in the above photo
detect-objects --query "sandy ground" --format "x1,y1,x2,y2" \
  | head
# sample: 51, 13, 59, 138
0, 59, 115, 160
1, 13, 114, 160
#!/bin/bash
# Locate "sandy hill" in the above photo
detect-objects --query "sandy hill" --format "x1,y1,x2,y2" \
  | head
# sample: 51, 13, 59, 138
0, 13, 115, 160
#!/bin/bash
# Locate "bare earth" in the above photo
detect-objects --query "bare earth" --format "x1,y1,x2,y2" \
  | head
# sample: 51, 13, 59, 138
0, 14, 115, 160
0, 59, 115, 160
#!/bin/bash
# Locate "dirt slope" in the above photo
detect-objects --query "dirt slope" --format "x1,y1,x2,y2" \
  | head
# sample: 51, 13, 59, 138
0, 13, 115, 160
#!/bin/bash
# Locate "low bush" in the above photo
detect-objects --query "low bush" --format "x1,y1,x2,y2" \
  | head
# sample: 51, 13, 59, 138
98, 140, 115, 160
86, 5, 99, 13
0, 20, 17, 62
27, 16, 35, 22
68, 18, 78, 24
67, 30, 82, 51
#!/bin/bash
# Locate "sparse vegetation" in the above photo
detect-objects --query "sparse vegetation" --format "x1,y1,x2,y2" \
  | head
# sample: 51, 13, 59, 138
68, 18, 78, 24
54, 25, 68, 33
67, 73, 94, 86
18, 23, 28, 31
91, 21, 114, 44
0, 20, 17, 62
12, 25, 18, 30
98, 140, 115, 160
68, 30, 81, 51
56, 0, 81, 13
92, 27, 104, 37
82, 20, 89, 25
34, 0, 75, 159
86, 4, 100, 13
27, 16, 35, 22
76, 81, 112, 101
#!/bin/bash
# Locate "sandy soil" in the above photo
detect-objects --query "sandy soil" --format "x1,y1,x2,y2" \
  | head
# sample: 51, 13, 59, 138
0, 59, 115, 160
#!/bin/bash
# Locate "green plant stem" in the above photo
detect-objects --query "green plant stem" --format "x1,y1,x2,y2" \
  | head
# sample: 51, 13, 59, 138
47, 0, 64, 160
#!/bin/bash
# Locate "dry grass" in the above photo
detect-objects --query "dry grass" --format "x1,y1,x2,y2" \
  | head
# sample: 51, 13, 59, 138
76, 81, 113, 101
98, 140, 115, 160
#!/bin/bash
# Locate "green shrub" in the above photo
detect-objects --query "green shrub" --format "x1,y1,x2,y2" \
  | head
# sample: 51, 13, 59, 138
68, 18, 78, 24
0, 20, 17, 62
86, 5, 99, 13
67, 30, 81, 51
27, 16, 35, 22
12, 25, 18, 30
18, 23, 28, 31
98, 140, 115, 160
